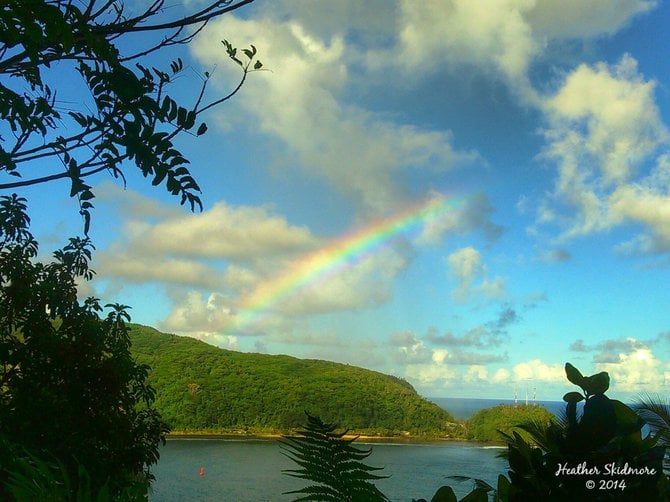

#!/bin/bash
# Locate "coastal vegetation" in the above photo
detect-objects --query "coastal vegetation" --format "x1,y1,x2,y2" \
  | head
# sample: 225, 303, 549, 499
0, 196, 167, 498
465, 404, 555, 442
129, 324, 460, 437
1, 1, 260, 498
282, 364, 669, 501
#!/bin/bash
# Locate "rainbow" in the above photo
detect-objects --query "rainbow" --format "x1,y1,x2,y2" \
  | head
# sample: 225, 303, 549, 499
232, 195, 463, 331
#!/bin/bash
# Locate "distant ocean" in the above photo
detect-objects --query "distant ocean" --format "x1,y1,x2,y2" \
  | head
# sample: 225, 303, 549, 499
429, 397, 566, 420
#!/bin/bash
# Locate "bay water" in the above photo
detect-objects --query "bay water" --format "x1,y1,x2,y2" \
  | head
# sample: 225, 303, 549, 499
149, 398, 565, 501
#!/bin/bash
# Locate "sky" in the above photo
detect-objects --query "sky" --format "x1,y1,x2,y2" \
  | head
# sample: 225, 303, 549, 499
9, 0, 670, 399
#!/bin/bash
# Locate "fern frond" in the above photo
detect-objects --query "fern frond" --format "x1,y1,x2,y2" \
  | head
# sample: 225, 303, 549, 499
280, 412, 390, 502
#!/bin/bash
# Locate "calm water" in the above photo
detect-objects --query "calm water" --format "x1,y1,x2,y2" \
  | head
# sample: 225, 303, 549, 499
149, 439, 508, 502
149, 398, 563, 501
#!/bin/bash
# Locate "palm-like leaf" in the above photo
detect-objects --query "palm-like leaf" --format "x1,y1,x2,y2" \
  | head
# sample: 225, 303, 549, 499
634, 393, 670, 473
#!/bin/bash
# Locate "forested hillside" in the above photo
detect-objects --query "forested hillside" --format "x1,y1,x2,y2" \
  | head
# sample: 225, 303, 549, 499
129, 325, 459, 436
466, 404, 556, 442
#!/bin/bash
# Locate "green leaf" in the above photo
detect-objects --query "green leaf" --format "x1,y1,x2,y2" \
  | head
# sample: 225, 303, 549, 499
461, 488, 490, 502
565, 363, 585, 388
430, 485, 458, 502
611, 399, 644, 435
582, 371, 609, 396
254, 60, 263, 70
196, 123, 208, 136
496, 474, 511, 501
563, 392, 585, 403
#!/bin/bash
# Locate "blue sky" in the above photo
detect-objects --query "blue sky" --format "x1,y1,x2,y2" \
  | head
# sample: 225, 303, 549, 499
11, 0, 670, 399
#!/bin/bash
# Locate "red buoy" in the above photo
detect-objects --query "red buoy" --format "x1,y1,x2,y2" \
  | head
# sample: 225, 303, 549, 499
199, 467, 205, 477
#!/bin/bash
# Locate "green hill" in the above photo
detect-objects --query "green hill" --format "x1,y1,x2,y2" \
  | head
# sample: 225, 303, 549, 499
129, 324, 460, 437
465, 404, 556, 442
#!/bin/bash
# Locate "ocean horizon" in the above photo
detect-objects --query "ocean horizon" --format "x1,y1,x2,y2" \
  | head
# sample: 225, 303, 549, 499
430, 396, 566, 420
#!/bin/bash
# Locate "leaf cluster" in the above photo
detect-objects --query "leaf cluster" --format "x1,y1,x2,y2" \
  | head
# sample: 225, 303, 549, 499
280, 413, 389, 502
1, 1, 261, 233
420, 363, 669, 501
495, 363, 668, 500
0, 195, 168, 498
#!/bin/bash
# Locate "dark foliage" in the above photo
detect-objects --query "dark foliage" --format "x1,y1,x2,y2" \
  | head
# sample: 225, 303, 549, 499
0, 194, 168, 498
1, 0, 261, 232
280, 413, 389, 502
422, 362, 669, 501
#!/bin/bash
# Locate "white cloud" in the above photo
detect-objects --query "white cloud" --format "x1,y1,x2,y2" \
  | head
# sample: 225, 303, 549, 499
545, 55, 667, 185
391, 331, 433, 365
512, 359, 565, 383
596, 346, 669, 393
97, 253, 222, 289
492, 368, 511, 383
464, 365, 489, 382
446, 247, 506, 302
416, 193, 502, 246
190, 15, 479, 216
539, 55, 670, 245
129, 201, 319, 262
396, 0, 537, 90
94, 189, 321, 289
160, 290, 236, 334
405, 363, 458, 386
385, 0, 654, 102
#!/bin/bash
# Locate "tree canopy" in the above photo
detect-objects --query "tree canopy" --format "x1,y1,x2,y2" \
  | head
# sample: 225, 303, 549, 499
0, 195, 168, 497
1, 0, 261, 232
129, 324, 459, 436
0, 2, 262, 498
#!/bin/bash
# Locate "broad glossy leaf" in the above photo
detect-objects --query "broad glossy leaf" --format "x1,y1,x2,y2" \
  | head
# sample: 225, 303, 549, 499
582, 371, 609, 396
565, 363, 585, 388
430, 485, 458, 502
563, 391, 585, 403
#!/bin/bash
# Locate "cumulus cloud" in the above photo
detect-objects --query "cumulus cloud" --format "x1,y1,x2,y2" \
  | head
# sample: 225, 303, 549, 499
190, 15, 478, 216
232, 240, 411, 318
463, 365, 489, 383
127, 201, 319, 262
405, 363, 459, 387
446, 247, 506, 302
566, 336, 670, 393
512, 359, 565, 383
400, 356, 566, 393
417, 193, 503, 246
569, 339, 590, 352
538, 55, 670, 250
383, 0, 654, 101
390, 331, 433, 365
395, 0, 537, 92
95, 189, 433, 339
596, 347, 669, 393
391, 330, 507, 369
160, 290, 236, 335
97, 253, 222, 289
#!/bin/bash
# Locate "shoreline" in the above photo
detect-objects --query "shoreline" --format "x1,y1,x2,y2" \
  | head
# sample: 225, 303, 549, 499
166, 431, 501, 445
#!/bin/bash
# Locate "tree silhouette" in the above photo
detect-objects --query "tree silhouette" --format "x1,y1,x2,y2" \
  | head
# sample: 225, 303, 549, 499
1, 0, 261, 232
0, 194, 170, 497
